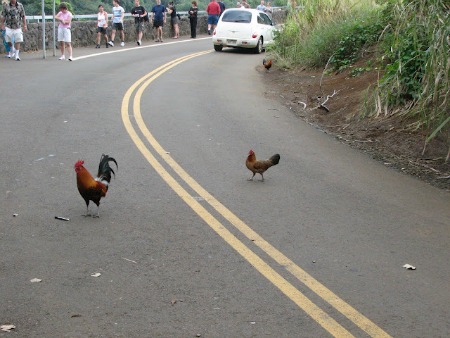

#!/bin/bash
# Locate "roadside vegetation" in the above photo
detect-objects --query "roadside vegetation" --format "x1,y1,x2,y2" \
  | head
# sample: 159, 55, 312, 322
271, 0, 449, 160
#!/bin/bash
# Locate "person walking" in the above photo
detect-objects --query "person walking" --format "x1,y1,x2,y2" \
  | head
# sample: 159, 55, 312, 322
206, 0, 220, 35
109, 0, 125, 47
131, 0, 147, 46
55, 2, 73, 61
150, 0, 166, 42
218, 0, 226, 16
95, 4, 109, 48
0, 0, 26, 61
188, 1, 198, 39
167, 1, 179, 39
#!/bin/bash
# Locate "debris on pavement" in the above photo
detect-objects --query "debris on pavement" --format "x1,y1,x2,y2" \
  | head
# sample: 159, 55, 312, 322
13, 213, 18, 217
403, 264, 416, 270
91, 273, 101, 277
122, 257, 137, 264
30, 278, 42, 283
171, 299, 183, 305
55, 216, 70, 221
1, 324, 16, 332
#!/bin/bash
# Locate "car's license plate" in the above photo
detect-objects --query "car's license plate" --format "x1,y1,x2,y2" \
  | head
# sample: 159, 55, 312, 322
227, 39, 237, 45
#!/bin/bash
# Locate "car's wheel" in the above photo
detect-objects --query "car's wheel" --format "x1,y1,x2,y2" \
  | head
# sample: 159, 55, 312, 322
214, 45, 223, 52
253, 37, 263, 54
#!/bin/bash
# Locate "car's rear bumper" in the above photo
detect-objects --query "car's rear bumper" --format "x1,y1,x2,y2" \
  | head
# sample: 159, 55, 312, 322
212, 37, 259, 49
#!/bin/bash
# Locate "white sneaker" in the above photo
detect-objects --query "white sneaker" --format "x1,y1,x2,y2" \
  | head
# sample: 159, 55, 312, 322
59, 55, 65, 60
15, 55, 20, 61
7, 51, 14, 58
137, 40, 141, 46
120, 41, 125, 47
68, 56, 73, 61
108, 40, 114, 47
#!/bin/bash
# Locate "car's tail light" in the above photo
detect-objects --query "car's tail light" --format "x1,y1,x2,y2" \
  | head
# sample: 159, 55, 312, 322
252, 33, 258, 38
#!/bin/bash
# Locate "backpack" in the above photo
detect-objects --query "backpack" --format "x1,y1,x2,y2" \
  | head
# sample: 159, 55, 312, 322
144, 12, 150, 22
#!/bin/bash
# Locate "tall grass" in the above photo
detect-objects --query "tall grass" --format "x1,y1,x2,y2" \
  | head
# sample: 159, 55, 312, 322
272, 0, 449, 158
374, 0, 449, 156
271, 0, 381, 68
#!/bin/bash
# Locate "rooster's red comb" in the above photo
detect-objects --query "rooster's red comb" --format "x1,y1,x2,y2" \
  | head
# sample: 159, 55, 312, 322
74, 160, 84, 168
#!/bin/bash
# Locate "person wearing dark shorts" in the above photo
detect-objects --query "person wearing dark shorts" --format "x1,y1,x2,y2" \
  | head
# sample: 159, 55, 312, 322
131, 0, 147, 46
96, 5, 109, 48
206, 0, 220, 35
109, 0, 125, 47
151, 0, 166, 42
167, 1, 179, 39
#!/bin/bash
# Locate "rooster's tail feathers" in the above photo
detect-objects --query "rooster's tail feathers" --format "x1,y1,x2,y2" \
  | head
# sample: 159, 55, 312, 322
269, 154, 280, 166
97, 154, 118, 183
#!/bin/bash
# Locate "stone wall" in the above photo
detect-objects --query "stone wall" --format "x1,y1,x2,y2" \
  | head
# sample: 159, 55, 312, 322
1, 10, 286, 52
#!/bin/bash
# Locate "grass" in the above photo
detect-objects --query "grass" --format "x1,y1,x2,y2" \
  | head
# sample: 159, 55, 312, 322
271, 0, 450, 160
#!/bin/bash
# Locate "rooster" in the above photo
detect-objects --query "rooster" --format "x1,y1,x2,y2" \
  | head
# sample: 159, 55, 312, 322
246, 149, 280, 181
263, 58, 273, 71
74, 154, 118, 217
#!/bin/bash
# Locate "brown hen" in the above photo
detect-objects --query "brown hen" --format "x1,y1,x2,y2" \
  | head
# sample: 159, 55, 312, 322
246, 149, 280, 181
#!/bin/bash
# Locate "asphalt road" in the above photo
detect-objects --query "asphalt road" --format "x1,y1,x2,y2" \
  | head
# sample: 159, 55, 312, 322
0, 37, 449, 338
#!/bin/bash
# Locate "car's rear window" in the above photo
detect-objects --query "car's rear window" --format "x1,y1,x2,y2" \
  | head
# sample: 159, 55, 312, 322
221, 10, 252, 23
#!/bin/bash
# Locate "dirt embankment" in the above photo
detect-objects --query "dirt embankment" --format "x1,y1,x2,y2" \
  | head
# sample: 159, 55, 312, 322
260, 62, 450, 191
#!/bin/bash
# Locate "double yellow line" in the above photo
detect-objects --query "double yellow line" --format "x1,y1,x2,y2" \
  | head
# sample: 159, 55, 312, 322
121, 52, 391, 338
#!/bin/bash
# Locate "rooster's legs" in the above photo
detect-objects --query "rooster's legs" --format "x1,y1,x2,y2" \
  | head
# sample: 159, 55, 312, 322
82, 203, 91, 217
248, 173, 256, 181
92, 205, 100, 218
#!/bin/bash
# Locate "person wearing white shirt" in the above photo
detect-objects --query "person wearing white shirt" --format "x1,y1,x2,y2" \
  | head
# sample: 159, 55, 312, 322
109, 0, 125, 47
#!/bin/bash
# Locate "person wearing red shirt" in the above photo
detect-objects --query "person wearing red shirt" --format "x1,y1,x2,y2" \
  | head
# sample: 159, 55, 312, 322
206, 0, 221, 35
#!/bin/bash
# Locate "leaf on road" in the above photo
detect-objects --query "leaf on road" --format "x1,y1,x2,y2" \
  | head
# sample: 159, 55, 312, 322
91, 273, 101, 277
403, 264, 416, 270
1, 324, 16, 332
30, 278, 42, 283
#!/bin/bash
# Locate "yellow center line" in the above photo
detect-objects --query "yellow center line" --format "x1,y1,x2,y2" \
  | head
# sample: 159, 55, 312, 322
121, 52, 391, 338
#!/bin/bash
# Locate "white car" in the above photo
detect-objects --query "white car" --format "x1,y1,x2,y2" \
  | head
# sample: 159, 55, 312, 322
212, 8, 277, 54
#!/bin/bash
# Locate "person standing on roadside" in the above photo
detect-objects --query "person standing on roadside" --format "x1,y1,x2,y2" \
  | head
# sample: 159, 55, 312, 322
109, 0, 125, 47
256, 0, 265, 11
241, 0, 250, 8
206, 0, 220, 35
188, 1, 198, 39
264, 1, 273, 15
151, 0, 166, 43
55, 2, 73, 61
131, 0, 147, 46
95, 4, 109, 48
167, 1, 179, 39
0, 0, 26, 61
